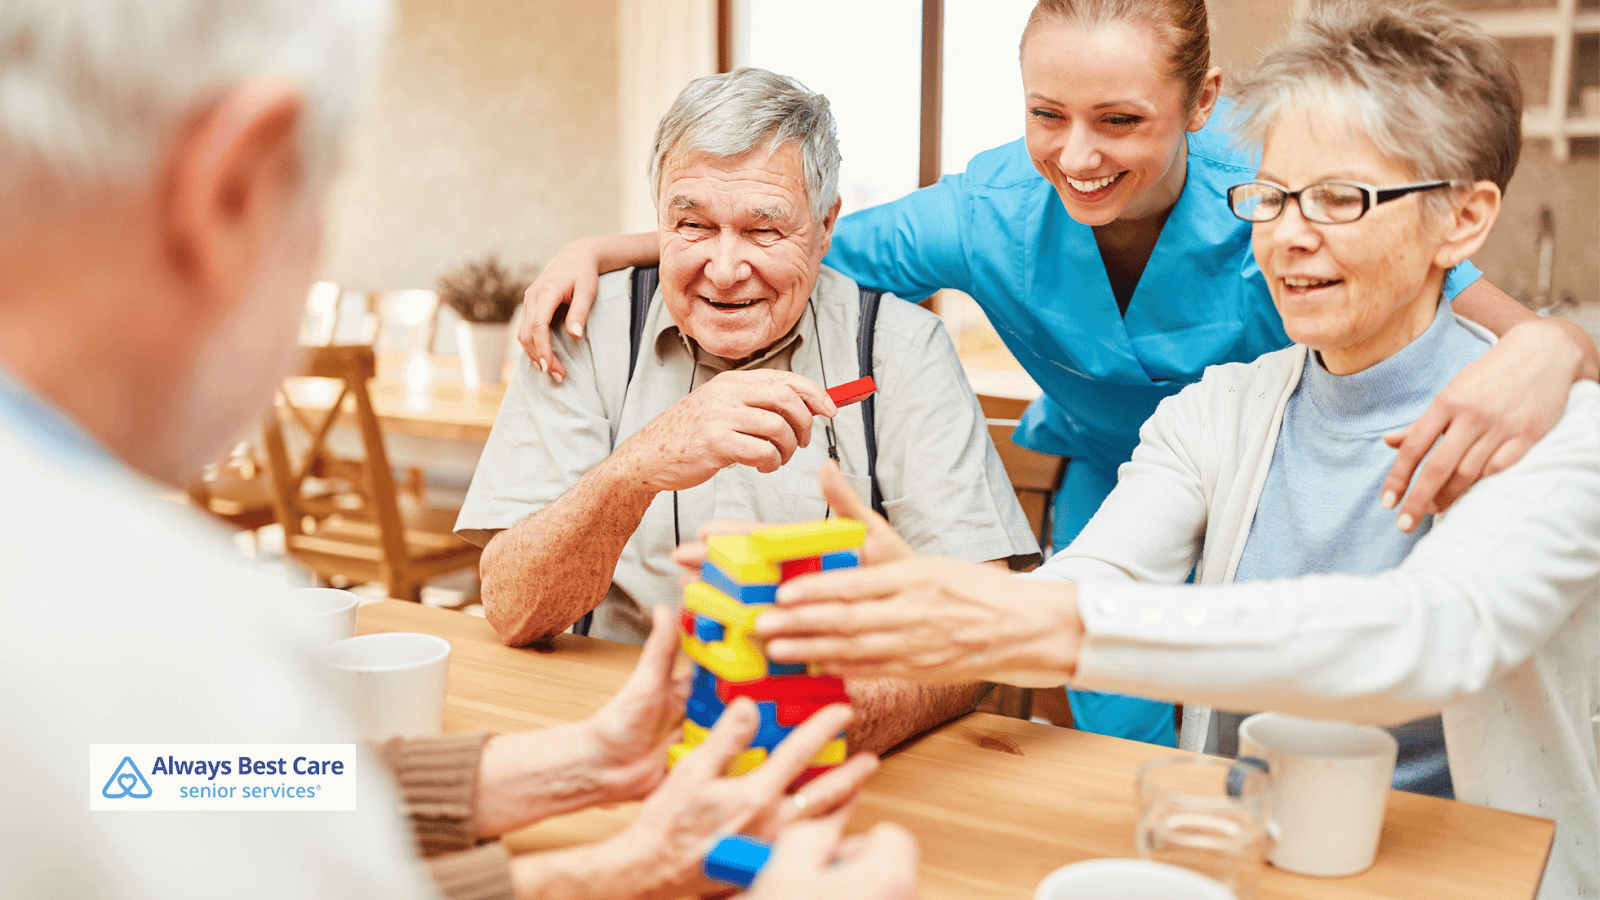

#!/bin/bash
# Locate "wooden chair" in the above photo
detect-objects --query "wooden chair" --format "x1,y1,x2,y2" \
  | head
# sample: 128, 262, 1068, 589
986, 418, 1065, 552
261, 345, 480, 602
186, 443, 277, 535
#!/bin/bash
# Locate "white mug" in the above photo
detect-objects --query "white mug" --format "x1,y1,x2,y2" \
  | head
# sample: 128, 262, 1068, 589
1237, 712, 1398, 877
1035, 858, 1238, 900
324, 632, 452, 742
284, 587, 359, 647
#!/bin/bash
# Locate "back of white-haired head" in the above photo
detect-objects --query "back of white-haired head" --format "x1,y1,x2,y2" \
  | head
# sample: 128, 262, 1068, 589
0, 0, 389, 191
648, 67, 840, 224
1230, 0, 1521, 222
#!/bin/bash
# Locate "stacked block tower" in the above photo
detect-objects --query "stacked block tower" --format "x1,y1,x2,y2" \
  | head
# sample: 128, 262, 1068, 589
668, 518, 865, 785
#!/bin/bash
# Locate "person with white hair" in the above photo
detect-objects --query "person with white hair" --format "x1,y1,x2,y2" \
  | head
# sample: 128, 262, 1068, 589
456, 66, 1040, 756
753, 4, 1599, 898
0, 2, 917, 898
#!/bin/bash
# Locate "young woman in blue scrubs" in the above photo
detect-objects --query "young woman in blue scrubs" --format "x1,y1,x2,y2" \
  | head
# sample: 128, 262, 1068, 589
515, 0, 1598, 746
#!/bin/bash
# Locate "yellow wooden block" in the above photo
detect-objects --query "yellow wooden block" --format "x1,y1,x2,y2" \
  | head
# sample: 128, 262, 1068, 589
683, 719, 709, 745
667, 741, 693, 768
684, 581, 759, 634
727, 746, 768, 776
680, 631, 767, 682
707, 535, 780, 582
750, 519, 866, 562
810, 737, 847, 766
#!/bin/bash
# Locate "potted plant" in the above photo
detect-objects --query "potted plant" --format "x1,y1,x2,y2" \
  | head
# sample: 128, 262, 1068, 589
436, 256, 533, 388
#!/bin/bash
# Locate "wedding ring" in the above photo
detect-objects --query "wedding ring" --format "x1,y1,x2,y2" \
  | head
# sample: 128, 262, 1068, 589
790, 791, 812, 818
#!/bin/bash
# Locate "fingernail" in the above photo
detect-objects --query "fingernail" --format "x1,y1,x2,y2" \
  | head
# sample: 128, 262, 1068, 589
571, 323, 583, 339
1397, 513, 1415, 532
1381, 491, 1397, 510
552, 371, 564, 385
538, 358, 549, 374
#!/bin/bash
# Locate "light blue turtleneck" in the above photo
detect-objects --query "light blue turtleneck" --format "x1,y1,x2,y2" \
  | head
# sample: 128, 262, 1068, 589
1226, 299, 1491, 797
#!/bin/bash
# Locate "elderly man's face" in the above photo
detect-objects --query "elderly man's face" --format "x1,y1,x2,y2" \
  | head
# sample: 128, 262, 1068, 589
657, 141, 838, 362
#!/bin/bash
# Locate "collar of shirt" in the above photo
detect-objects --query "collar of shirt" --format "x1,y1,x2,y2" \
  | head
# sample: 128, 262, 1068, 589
649, 290, 814, 374
0, 363, 119, 471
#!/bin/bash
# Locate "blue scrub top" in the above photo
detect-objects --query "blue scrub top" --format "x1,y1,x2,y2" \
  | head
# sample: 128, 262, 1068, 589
824, 109, 1482, 548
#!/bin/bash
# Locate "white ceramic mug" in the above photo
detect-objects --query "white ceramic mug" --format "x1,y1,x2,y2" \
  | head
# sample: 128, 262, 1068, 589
284, 587, 360, 647
1237, 712, 1398, 877
325, 632, 451, 742
1035, 858, 1238, 900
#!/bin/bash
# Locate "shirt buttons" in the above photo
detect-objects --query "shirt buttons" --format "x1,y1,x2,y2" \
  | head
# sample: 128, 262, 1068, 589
1183, 607, 1207, 627
1140, 607, 1164, 625
1098, 598, 1118, 616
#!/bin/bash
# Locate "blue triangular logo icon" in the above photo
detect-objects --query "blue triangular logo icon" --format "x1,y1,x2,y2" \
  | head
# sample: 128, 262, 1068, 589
101, 756, 153, 799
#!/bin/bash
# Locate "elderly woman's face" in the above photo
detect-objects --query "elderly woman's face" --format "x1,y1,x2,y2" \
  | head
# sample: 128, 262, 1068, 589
1021, 19, 1203, 226
656, 141, 836, 363
1253, 110, 1449, 375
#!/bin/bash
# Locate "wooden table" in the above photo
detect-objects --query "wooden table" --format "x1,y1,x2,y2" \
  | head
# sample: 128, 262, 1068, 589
358, 601, 1553, 900
282, 352, 505, 444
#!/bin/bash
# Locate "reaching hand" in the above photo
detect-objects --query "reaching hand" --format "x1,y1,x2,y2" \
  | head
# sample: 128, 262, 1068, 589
610, 700, 878, 900
615, 370, 837, 493
581, 605, 693, 800
743, 810, 921, 900
669, 461, 914, 585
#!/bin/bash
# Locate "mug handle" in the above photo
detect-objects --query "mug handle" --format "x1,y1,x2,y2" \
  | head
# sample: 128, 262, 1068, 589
1227, 755, 1271, 797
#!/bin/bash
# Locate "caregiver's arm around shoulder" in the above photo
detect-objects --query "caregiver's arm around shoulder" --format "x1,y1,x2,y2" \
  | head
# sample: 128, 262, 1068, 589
1383, 268, 1600, 531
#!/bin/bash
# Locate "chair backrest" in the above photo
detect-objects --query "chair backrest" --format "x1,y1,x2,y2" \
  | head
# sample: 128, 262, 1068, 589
986, 418, 1065, 552
261, 345, 409, 570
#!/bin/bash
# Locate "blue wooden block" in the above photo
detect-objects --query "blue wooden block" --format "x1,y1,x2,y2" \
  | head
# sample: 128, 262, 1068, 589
687, 665, 725, 728
821, 549, 860, 570
703, 834, 771, 888
768, 661, 808, 676
702, 559, 778, 605
694, 614, 725, 643
750, 700, 793, 750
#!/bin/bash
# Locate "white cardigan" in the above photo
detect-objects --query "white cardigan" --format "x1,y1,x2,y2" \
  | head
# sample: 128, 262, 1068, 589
1033, 321, 1599, 899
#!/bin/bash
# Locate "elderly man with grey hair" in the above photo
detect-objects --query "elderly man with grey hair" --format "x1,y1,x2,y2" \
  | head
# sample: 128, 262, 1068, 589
457, 67, 1039, 753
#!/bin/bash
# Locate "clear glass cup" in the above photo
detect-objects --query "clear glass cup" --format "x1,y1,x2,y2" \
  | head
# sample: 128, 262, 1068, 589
1134, 756, 1273, 900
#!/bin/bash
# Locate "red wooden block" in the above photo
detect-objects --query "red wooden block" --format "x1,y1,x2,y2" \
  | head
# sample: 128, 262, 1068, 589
826, 376, 876, 407
773, 697, 843, 727
787, 766, 834, 793
779, 556, 822, 581
716, 673, 850, 709
679, 606, 696, 636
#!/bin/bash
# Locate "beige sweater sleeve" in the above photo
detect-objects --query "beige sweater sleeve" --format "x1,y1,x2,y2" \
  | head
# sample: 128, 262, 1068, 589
380, 732, 515, 900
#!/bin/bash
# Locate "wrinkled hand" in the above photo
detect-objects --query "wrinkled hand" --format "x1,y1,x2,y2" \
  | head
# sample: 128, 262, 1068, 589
671, 462, 916, 584
1382, 318, 1576, 531
613, 701, 879, 900
581, 605, 692, 800
742, 809, 921, 900
615, 370, 837, 493
759, 556, 1078, 687
518, 237, 608, 384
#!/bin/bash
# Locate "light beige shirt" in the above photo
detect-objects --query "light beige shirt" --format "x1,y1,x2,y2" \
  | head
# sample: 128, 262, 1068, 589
457, 265, 1038, 643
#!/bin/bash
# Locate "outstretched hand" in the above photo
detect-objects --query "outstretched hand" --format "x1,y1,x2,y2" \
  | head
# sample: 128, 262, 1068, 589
610, 700, 879, 900
748, 464, 1078, 687
742, 808, 921, 900
581, 605, 694, 799
670, 461, 915, 581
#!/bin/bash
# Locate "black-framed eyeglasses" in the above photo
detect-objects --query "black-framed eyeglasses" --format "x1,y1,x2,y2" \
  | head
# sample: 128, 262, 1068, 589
1227, 179, 1458, 225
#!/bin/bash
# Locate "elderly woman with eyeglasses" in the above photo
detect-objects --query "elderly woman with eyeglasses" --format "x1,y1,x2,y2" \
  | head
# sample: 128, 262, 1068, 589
752, 4, 1599, 896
